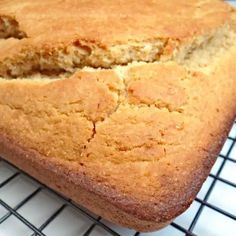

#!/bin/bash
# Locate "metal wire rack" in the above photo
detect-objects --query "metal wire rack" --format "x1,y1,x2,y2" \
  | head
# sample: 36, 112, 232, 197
0, 120, 235, 236
0, 1, 236, 235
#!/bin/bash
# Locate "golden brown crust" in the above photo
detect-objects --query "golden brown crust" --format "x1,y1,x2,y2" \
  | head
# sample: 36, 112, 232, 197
0, 0, 231, 42
0, 0, 235, 232
0, 107, 233, 231
0, 45, 235, 230
0, 98, 234, 231
0, 0, 234, 76
0, 133, 172, 232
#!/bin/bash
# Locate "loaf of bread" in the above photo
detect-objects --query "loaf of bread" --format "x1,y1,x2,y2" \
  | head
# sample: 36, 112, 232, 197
0, 0, 235, 232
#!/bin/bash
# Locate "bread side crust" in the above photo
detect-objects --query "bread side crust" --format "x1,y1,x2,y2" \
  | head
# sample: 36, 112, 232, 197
0, 134, 172, 232
0, 109, 234, 232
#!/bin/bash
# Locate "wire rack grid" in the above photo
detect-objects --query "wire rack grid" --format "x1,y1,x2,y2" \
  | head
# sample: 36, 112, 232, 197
1, 124, 236, 236
0, 119, 236, 236
0, 1, 236, 236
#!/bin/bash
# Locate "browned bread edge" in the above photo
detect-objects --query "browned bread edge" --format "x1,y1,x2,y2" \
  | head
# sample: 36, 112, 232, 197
0, 113, 234, 232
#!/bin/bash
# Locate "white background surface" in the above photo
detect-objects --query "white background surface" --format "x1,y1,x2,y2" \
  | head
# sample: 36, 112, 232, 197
0, 1, 236, 236
0, 123, 235, 236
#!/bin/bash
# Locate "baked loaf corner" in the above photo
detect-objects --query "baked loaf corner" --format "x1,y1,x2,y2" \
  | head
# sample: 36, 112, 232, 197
0, 0, 235, 232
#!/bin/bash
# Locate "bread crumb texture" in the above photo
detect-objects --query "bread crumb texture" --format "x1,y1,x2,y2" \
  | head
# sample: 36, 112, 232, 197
0, 0, 234, 77
0, 0, 236, 225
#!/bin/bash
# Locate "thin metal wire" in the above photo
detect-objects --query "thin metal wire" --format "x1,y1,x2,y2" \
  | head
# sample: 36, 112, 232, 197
82, 216, 102, 236
170, 222, 197, 236
219, 154, 236, 163
188, 139, 236, 232
0, 172, 19, 188
31, 204, 67, 236
0, 199, 46, 236
228, 136, 236, 141
195, 198, 236, 220
0, 187, 42, 224
0, 159, 122, 236
209, 173, 236, 188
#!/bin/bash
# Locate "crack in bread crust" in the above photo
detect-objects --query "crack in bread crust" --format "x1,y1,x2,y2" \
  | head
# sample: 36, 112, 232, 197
0, 23, 234, 78
0, 15, 26, 39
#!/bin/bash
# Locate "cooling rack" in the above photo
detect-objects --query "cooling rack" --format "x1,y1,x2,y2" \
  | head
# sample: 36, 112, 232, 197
0, 126, 235, 236
0, 120, 235, 236
1, 1, 236, 235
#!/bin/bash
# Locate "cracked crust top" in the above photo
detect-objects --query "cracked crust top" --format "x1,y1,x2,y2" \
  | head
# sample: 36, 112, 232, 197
0, 53, 236, 223
0, 0, 236, 231
0, 0, 235, 77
